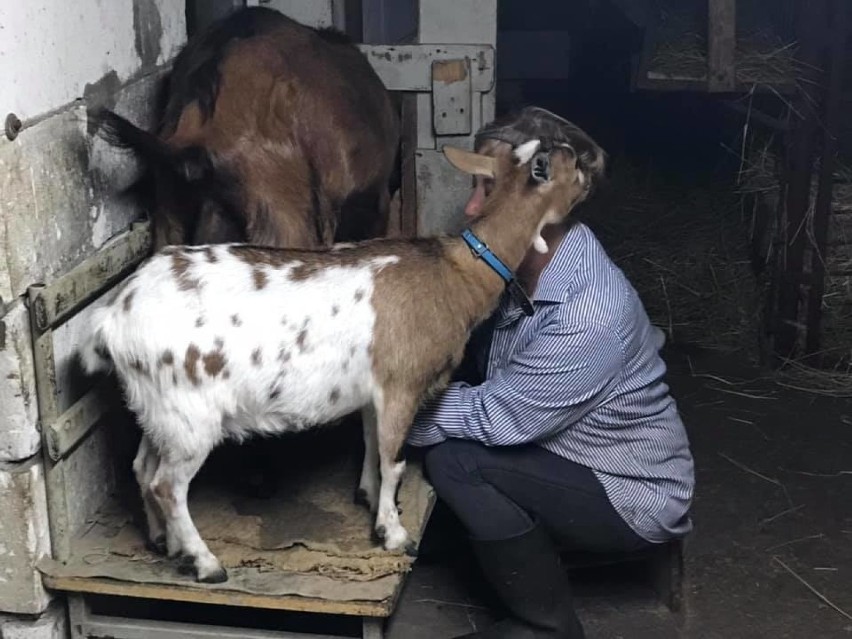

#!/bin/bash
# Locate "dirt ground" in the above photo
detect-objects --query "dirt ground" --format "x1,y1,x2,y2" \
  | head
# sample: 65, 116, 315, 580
387, 345, 852, 639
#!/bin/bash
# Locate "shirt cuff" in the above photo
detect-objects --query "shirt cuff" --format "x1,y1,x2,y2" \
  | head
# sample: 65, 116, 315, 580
405, 420, 447, 447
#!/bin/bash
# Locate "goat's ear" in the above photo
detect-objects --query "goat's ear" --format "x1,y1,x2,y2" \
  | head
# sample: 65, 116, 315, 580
442, 146, 496, 178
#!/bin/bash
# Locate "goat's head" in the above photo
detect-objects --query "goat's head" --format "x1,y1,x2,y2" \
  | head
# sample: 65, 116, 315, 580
443, 136, 601, 253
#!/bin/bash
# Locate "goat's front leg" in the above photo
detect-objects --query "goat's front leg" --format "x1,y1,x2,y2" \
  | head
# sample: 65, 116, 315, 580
356, 404, 380, 513
372, 391, 417, 555
132, 435, 167, 554
149, 446, 225, 583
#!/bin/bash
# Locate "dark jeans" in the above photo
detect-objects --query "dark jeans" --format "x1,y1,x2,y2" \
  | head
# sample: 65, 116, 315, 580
424, 439, 651, 553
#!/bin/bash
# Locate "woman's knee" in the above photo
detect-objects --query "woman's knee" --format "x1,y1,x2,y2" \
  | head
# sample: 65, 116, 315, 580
424, 439, 485, 495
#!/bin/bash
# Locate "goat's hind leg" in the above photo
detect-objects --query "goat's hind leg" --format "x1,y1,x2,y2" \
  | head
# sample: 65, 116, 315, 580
149, 443, 225, 583
372, 391, 417, 556
133, 435, 167, 555
356, 404, 380, 513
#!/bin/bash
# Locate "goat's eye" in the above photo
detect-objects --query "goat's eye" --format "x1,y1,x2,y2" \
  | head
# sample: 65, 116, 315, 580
483, 179, 495, 196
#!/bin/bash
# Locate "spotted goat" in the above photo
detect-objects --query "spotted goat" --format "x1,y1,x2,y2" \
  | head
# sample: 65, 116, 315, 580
79, 130, 606, 583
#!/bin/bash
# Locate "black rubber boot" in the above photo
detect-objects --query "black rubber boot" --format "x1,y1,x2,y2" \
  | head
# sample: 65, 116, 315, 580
454, 522, 585, 639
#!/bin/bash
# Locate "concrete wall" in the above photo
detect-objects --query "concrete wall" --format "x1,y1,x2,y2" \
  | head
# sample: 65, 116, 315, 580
0, 0, 187, 631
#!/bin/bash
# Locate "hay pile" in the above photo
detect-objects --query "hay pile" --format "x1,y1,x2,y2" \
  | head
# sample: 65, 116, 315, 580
647, 4, 807, 86
584, 160, 763, 358
735, 128, 852, 391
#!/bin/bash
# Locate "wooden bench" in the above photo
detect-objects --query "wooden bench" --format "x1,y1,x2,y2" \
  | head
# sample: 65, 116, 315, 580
560, 538, 685, 612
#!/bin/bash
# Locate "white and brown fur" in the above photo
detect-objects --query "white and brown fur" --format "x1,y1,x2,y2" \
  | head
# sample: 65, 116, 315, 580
79, 134, 605, 583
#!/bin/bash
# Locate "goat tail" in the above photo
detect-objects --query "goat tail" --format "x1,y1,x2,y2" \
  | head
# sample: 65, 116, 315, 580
78, 307, 114, 376
89, 108, 215, 185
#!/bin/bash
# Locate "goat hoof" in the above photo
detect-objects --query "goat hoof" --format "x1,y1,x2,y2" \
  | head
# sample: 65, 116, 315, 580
373, 525, 387, 544
404, 541, 418, 557
146, 535, 167, 556
198, 567, 229, 584
354, 488, 370, 507
177, 556, 195, 576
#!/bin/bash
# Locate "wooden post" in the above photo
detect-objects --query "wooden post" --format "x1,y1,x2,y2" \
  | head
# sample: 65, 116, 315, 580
805, 0, 848, 356
708, 0, 736, 91
773, 0, 828, 361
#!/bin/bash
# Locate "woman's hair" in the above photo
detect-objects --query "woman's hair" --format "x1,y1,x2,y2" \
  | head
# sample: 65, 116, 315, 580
474, 106, 608, 193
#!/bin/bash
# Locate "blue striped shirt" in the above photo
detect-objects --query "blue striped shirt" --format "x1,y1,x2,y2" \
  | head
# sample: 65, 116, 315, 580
407, 222, 695, 543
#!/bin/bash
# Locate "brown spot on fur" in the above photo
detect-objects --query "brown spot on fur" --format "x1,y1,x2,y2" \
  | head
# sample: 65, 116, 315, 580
160, 350, 174, 366
171, 253, 202, 291
329, 387, 340, 403
289, 262, 324, 281
253, 267, 268, 290
278, 347, 291, 363
203, 350, 226, 377
251, 348, 263, 366
296, 328, 308, 352
331, 304, 339, 316
354, 289, 365, 302
203, 247, 219, 263
152, 481, 176, 508
184, 344, 201, 385
231, 314, 242, 327
130, 358, 149, 376
123, 291, 135, 312
196, 316, 206, 328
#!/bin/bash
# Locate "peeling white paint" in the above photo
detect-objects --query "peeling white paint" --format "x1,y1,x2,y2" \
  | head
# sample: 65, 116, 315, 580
0, 0, 186, 122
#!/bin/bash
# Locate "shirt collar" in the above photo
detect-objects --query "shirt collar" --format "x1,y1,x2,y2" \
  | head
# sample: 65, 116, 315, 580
496, 222, 586, 323
530, 221, 586, 302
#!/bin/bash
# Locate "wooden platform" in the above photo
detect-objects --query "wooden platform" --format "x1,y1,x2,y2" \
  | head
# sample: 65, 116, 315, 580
39, 432, 436, 624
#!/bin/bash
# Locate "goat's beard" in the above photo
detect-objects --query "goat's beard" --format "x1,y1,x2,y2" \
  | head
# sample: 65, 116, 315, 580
532, 213, 557, 254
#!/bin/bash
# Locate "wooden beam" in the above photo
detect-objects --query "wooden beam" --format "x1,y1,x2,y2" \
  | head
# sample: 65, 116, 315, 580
399, 94, 419, 238
806, 0, 848, 356
43, 575, 394, 617
708, 0, 737, 92
773, 0, 829, 361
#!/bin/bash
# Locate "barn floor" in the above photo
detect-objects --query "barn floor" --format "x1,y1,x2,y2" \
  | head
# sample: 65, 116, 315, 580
387, 346, 852, 639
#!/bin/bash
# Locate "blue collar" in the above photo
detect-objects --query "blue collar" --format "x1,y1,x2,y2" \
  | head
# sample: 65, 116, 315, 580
461, 229, 534, 316
461, 229, 514, 282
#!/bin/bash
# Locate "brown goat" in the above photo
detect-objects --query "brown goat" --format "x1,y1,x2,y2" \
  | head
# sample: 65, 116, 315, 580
92, 7, 400, 498
93, 7, 400, 250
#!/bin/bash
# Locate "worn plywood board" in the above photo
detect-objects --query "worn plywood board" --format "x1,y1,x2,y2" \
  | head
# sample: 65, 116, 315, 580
245, 0, 336, 28
59, 418, 122, 538
418, 0, 497, 46
415, 150, 473, 237
40, 433, 435, 615
431, 59, 472, 136
0, 0, 184, 122
0, 457, 52, 615
0, 301, 40, 462
359, 45, 494, 92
